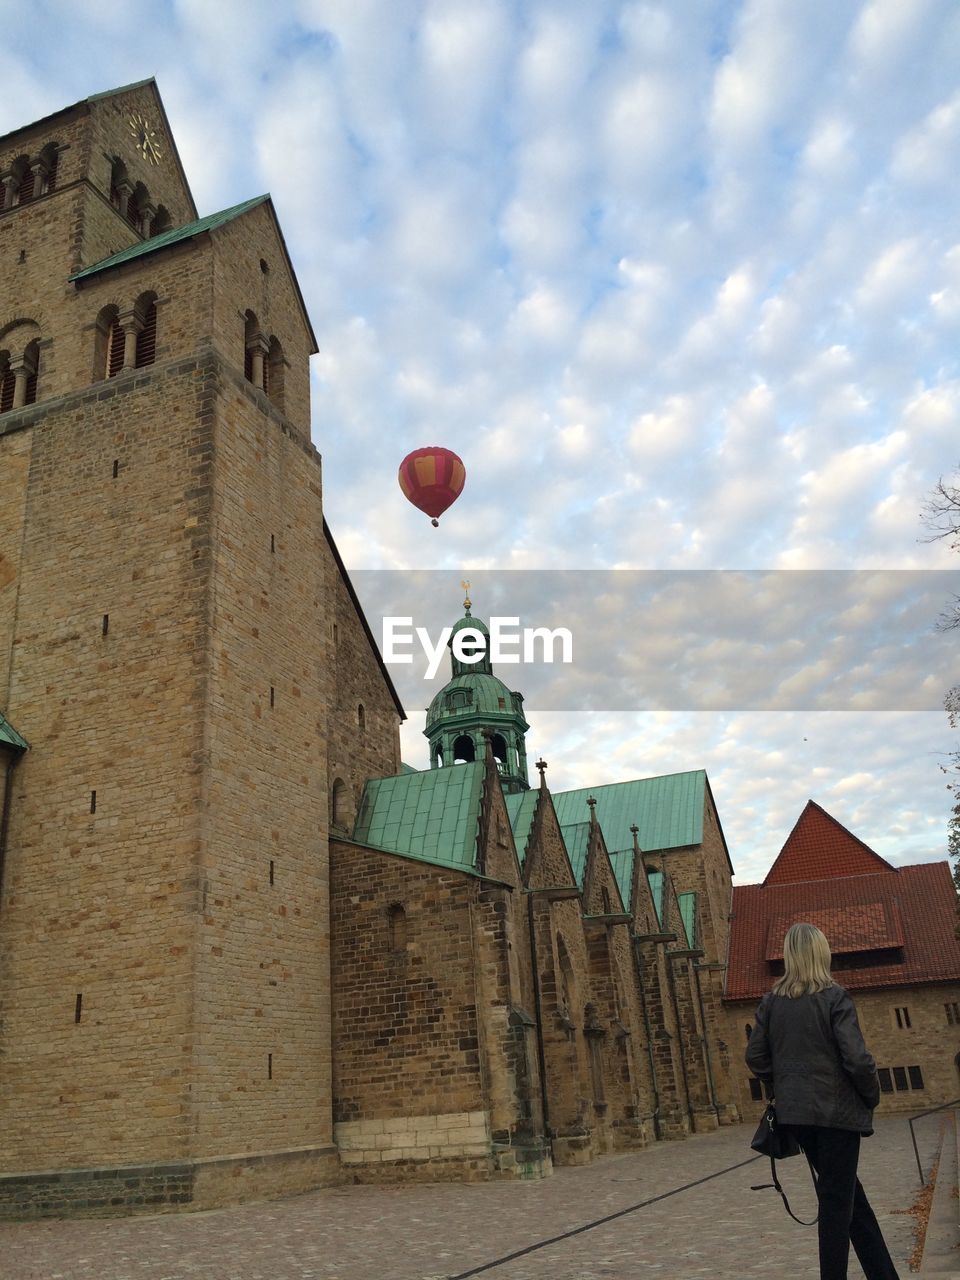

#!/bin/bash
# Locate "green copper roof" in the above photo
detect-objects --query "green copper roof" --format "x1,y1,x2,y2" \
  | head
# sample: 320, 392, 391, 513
678, 892, 697, 947
560, 822, 590, 887
353, 763, 483, 872
0, 711, 28, 751
553, 771, 706, 858
70, 195, 270, 283
504, 788, 538, 864
608, 848, 633, 910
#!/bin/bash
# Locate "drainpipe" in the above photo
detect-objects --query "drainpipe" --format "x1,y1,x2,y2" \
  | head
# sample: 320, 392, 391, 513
0, 750, 22, 907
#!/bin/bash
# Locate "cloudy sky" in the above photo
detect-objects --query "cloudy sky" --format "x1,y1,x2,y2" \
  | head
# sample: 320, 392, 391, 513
4, 0, 959, 881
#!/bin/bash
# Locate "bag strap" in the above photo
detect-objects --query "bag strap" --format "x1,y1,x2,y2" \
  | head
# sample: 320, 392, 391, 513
750, 1150, 819, 1225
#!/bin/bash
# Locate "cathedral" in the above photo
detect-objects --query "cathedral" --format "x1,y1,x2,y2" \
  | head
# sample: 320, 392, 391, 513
0, 81, 740, 1219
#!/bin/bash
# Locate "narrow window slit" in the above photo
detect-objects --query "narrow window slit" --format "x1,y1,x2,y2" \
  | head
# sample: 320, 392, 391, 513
74, 994, 83, 1024
102, 614, 109, 636
269, 686, 275, 708
269, 860, 274, 886
268, 1053, 273, 1080
112, 459, 119, 478
90, 790, 97, 814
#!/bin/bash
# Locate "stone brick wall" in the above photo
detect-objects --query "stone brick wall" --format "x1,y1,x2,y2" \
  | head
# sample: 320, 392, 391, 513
210, 203, 314, 432
190, 362, 332, 1161
329, 840, 487, 1129
326, 557, 403, 837
0, 361, 212, 1174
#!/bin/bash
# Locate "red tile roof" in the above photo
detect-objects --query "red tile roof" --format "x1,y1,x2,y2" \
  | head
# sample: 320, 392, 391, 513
763, 800, 896, 884
764, 901, 904, 959
725, 861, 960, 1001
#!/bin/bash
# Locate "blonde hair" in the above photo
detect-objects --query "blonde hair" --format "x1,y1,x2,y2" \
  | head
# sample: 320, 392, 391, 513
772, 922, 835, 998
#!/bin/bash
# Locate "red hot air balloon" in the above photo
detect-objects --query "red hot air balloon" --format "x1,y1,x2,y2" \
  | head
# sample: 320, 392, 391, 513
398, 446, 466, 527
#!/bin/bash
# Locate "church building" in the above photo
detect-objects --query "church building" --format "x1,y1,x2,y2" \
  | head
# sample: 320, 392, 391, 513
726, 801, 960, 1118
0, 82, 739, 1219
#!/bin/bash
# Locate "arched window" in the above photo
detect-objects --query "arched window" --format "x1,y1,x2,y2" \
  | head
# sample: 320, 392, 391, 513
93, 305, 124, 381
453, 734, 475, 763
127, 181, 148, 232
244, 310, 267, 390
38, 142, 59, 194
13, 156, 34, 205
0, 352, 13, 413
22, 340, 39, 405
331, 778, 348, 830
109, 158, 128, 212
267, 336, 285, 411
388, 904, 408, 953
745, 1023, 753, 1042
491, 733, 508, 770
134, 292, 157, 368
152, 204, 171, 237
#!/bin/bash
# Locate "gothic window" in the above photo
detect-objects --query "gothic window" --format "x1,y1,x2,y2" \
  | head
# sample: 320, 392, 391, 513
134, 293, 157, 368
453, 734, 475, 763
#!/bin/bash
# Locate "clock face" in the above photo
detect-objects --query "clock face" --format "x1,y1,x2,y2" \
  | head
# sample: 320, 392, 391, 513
129, 113, 162, 165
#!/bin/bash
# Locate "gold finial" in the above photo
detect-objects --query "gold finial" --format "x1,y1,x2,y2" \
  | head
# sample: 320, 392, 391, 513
461, 579, 471, 612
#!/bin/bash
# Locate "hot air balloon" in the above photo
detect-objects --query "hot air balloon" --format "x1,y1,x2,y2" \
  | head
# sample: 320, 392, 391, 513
398, 446, 466, 527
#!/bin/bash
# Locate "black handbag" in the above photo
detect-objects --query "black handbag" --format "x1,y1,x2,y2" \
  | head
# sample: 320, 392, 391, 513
749, 1102, 819, 1225
750, 1102, 801, 1159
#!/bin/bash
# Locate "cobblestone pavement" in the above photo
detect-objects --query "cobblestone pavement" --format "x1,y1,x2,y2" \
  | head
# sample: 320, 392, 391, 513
0, 1116, 943, 1280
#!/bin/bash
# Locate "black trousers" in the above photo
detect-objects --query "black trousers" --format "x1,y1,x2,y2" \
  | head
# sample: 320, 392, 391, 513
786, 1125, 900, 1280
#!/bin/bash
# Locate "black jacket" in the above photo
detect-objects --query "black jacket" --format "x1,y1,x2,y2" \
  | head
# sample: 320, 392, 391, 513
745, 984, 880, 1133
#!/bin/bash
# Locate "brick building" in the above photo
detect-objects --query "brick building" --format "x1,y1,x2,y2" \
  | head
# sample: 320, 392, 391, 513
0, 81, 739, 1218
725, 800, 960, 1118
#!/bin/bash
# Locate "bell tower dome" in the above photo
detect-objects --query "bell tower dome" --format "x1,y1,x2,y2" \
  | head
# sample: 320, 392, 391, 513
424, 589, 530, 793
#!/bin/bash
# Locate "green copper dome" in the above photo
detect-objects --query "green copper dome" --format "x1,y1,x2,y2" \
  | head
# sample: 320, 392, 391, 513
423, 597, 531, 791
426, 672, 528, 731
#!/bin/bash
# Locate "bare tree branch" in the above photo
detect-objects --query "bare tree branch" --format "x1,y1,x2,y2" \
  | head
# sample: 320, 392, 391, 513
921, 468, 960, 548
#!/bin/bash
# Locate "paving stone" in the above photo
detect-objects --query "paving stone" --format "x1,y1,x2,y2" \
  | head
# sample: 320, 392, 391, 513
0, 1117, 940, 1280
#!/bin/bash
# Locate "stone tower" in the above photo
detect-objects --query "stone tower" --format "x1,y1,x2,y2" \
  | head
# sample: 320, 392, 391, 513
0, 80, 403, 1216
424, 594, 530, 793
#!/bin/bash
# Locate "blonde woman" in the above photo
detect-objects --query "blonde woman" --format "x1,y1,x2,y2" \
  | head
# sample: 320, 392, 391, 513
746, 922, 900, 1280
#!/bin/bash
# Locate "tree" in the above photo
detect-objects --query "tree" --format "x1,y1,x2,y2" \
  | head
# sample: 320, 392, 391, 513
922, 468, 960, 896
922, 466, 960, 630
